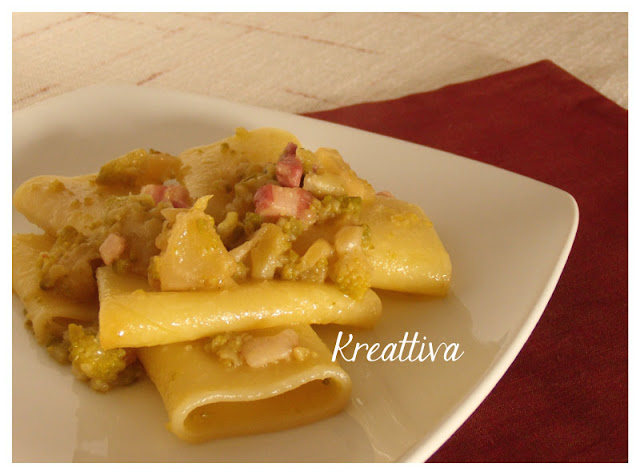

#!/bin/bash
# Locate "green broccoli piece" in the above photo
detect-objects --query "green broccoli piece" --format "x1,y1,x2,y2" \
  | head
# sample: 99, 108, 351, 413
67, 324, 141, 392
330, 254, 371, 300
313, 195, 363, 222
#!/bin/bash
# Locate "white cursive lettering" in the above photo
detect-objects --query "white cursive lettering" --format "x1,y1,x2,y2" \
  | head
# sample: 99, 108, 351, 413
332, 331, 464, 363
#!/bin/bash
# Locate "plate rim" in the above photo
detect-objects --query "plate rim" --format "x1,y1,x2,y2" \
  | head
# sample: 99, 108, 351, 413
400, 192, 578, 462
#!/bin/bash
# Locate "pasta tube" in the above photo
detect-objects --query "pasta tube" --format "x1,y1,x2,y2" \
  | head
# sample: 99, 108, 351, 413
12, 174, 126, 236
180, 127, 300, 221
12, 234, 98, 343
360, 195, 452, 296
138, 324, 351, 442
97, 267, 382, 349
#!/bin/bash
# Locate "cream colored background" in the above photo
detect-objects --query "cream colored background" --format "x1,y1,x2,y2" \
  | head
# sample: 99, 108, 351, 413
13, 12, 628, 113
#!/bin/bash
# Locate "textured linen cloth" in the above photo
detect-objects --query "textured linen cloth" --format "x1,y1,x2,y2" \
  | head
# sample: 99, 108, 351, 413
305, 60, 628, 462
12, 12, 628, 113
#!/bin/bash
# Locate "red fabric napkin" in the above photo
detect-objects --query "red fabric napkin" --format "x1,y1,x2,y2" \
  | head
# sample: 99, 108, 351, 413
304, 60, 628, 463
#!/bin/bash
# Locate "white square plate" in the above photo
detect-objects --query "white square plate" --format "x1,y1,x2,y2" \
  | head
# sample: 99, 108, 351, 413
12, 85, 578, 462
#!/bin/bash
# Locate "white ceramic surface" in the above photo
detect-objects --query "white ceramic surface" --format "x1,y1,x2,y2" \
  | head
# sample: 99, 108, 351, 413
12, 85, 578, 463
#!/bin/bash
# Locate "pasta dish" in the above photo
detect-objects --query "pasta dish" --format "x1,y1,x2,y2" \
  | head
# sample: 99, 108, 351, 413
12, 127, 451, 443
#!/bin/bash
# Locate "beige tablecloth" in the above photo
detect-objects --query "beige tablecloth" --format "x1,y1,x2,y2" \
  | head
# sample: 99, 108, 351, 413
12, 12, 628, 113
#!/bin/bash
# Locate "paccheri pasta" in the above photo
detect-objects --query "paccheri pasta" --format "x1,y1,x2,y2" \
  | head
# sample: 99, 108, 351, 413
11, 127, 451, 442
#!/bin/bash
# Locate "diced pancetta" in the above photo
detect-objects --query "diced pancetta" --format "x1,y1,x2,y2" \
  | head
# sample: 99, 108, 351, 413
140, 184, 166, 204
140, 184, 191, 208
99, 233, 126, 265
254, 184, 315, 221
241, 329, 300, 368
164, 185, 191, 208
275, 142, 303, 188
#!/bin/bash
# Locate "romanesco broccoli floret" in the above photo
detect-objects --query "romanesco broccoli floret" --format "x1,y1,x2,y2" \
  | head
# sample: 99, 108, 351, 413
276, 216, 308, 241
242, 211, 263, 236
330, 254, 371, 300
67, 324, 140, 392
312, 195, 363, 222
279, 249, 328, 283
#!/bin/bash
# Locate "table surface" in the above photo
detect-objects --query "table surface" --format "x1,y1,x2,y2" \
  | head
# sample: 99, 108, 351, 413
13, 12, 627, 113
